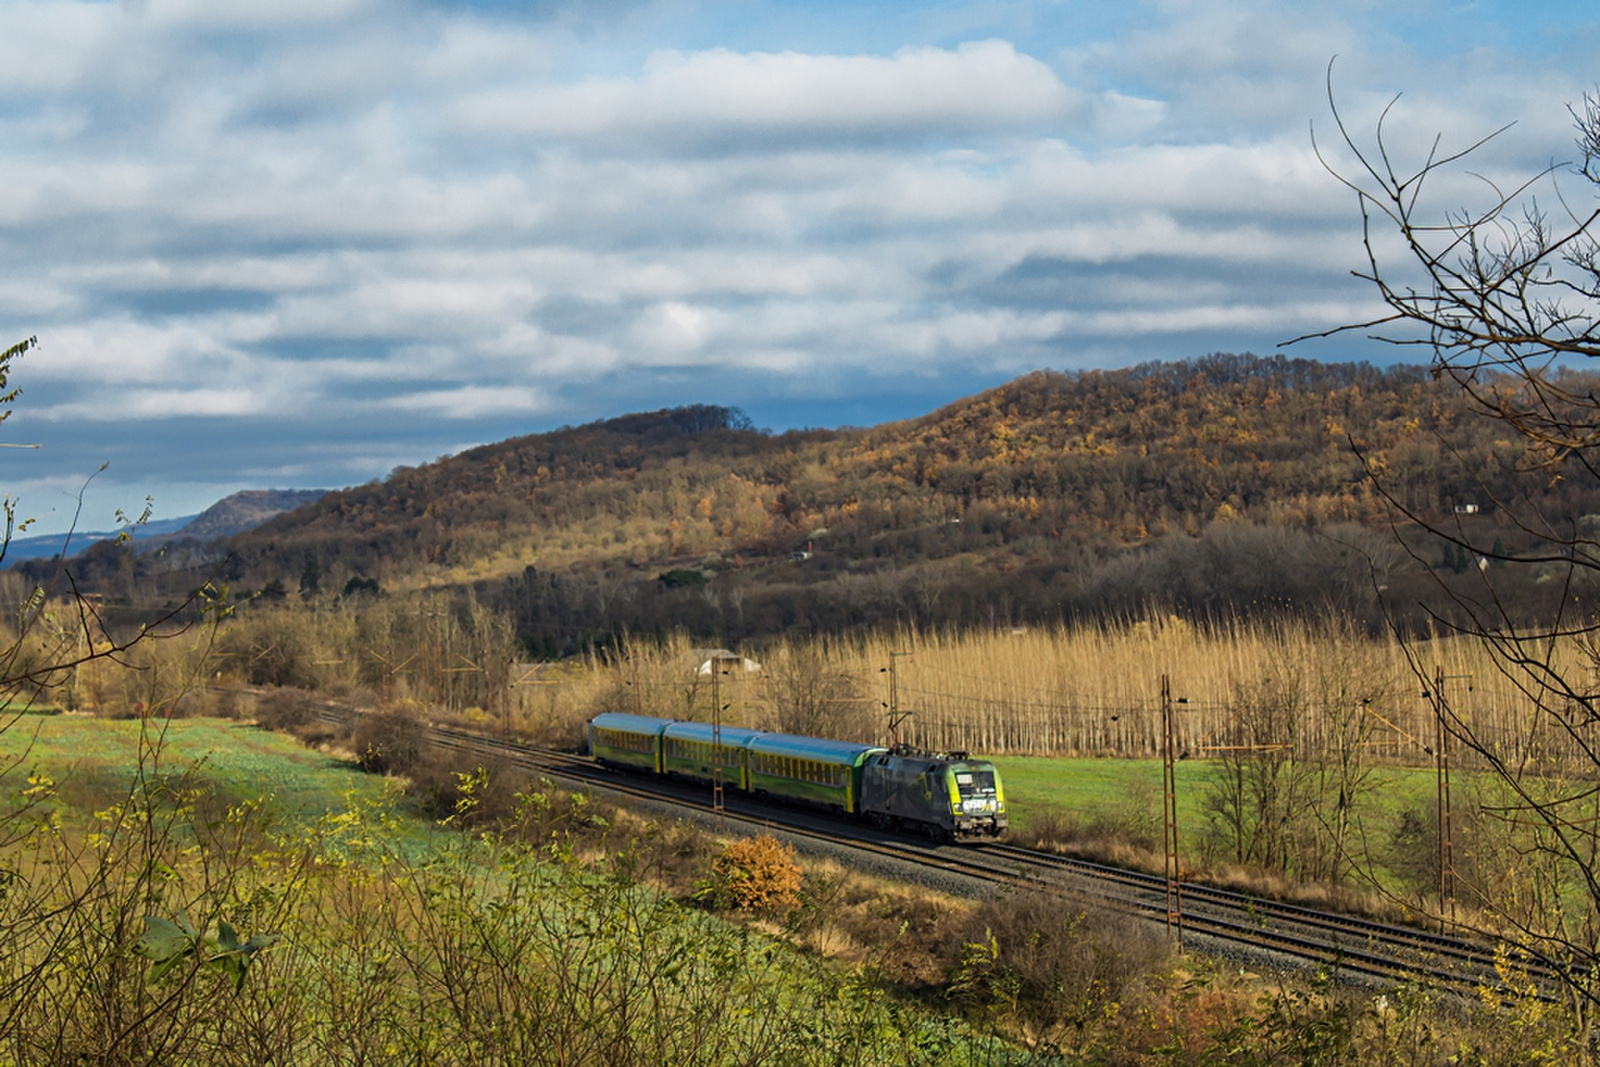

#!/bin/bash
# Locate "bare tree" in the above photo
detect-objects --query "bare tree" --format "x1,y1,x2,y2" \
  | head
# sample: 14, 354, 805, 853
761, 640, 864, 739
1308, 74, 1600, 999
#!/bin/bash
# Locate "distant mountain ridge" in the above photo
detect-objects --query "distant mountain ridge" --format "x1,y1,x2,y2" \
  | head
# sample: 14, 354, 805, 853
178, 489, 327, 542
28, 355, 1598, 641
222, 354, 1481, 593
3, 488, 326, 564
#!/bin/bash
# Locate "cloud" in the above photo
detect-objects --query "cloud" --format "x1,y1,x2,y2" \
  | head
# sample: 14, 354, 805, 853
0, 0, 1595, 533
455, 39, 1082, 141
384, 384, 550, 419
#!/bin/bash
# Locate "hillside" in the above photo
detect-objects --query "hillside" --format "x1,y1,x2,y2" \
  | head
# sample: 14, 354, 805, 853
176, 488, 327, 541
40, 354, 1592, 649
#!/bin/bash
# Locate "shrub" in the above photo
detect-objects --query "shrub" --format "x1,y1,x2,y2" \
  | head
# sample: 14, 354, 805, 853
255, 687, 315, 731
657, 568, 708, 589
706, 833, 803, 912
352, 703, 427, 775
946, 889, 1167, 1053
211, 688, 241, 720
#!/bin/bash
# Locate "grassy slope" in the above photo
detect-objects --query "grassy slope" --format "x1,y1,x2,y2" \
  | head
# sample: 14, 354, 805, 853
0, 716, 1036, 1062
0, 715, 388, 821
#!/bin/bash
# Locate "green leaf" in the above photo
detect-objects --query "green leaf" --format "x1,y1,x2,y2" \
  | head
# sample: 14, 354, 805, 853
218, 954, 247, 993
136, 916, 196, 963
149, 953, 190, 984
239, 933, 281, 954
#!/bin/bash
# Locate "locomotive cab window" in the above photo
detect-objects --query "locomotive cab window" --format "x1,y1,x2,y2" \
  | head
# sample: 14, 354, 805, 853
956, 771, 997, 796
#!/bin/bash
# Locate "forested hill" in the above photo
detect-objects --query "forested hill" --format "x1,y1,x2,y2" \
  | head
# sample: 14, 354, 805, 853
48, 354, 1594, 645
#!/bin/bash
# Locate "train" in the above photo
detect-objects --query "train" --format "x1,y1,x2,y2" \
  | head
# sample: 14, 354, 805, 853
585, 712, 1008, 841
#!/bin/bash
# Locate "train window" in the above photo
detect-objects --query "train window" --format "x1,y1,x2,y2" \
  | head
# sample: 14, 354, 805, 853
958, 771, 997, 795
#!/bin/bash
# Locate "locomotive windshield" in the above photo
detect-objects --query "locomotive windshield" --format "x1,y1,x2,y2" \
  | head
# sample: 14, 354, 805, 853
954, 769, 997, 796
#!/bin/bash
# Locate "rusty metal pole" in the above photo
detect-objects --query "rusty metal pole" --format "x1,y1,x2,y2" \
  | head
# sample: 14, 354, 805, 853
1162, 674, 1183, 952
712, 658, 725, 828
889, 651, 908, 745
1434, 665, 1454, 932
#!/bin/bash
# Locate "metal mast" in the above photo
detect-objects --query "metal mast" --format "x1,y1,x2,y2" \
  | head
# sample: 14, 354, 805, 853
1162, 674, 1183, 952
1433, 665, 1455, 931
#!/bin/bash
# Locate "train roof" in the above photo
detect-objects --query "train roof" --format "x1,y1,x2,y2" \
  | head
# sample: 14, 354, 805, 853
587, 713, 676, 734
747, 732, 885, 765
662, 722, 764, 747
874, 750, 1001, 771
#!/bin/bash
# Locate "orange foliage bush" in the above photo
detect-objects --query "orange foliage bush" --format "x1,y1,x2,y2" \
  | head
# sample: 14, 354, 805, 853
711, 834, 802, 912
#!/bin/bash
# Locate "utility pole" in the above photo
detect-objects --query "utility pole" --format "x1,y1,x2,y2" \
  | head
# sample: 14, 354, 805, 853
1161, 674, 1184, 952
883, 651, 912, 746
711, 656, 726, 827
1432, 665, 1456, 932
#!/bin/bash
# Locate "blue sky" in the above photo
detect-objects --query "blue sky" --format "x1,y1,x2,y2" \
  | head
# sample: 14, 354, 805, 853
2, 0, 1598, 535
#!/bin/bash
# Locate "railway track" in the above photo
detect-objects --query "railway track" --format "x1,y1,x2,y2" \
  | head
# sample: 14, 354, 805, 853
312, 706, 1566, 1000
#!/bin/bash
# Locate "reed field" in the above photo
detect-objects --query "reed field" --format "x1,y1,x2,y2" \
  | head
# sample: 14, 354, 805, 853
35, 590, 1581, 777
505, 614, 1592, 773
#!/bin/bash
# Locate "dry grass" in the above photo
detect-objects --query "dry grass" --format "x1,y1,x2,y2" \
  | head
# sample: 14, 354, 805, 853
505, 615, 1586, 771
217, 598, 1599, 772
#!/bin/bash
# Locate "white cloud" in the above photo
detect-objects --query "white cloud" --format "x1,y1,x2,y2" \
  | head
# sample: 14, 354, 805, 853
385, 384, 549, 419
455, 39, 1081, 139
1, 0, 1595, 531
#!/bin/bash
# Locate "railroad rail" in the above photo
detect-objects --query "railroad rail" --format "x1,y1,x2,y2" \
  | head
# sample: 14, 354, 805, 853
310, 705, 1567, 1000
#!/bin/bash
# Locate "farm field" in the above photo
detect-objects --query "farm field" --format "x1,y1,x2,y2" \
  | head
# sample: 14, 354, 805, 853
0, 714, 1583, 1060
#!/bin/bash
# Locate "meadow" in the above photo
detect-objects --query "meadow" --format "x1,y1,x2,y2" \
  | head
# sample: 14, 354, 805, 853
0, 715, 383, 819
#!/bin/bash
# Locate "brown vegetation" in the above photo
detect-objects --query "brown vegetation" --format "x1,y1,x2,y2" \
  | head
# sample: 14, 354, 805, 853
35, 355, 1600, 654
706, 833, 804, 912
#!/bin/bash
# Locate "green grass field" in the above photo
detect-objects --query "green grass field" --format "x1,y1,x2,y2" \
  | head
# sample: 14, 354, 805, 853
0, 714, 390, 825
993, 755, 1444, 833
993, 753, 1455, 897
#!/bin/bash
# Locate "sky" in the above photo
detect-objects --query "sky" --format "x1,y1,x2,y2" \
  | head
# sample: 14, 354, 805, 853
3, 0, 1600, 535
